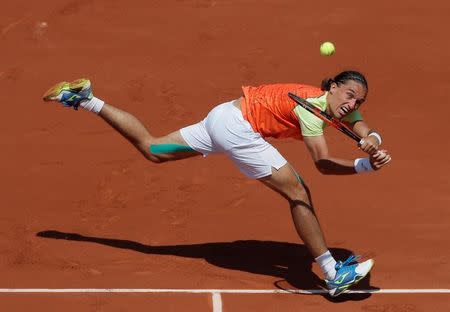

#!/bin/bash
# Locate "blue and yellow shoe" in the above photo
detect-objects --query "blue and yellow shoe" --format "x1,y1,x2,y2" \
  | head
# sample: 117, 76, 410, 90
326, 255, 374, 297
43, 78, 93, 110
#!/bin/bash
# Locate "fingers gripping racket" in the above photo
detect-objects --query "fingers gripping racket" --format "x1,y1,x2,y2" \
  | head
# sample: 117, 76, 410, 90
288, 92, 362, 144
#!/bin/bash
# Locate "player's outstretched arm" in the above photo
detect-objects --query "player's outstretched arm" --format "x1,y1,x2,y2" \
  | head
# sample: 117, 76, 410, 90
303, 135, 391, 175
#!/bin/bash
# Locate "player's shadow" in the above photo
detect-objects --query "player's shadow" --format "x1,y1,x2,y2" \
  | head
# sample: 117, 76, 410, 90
36, 230, 378, 302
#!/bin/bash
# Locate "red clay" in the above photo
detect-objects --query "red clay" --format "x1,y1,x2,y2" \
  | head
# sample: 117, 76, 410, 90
1, 0, 449, 310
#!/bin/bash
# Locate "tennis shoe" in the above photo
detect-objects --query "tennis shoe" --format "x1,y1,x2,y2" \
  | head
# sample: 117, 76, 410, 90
326, 255, 374, 297
43, 78, 93, 110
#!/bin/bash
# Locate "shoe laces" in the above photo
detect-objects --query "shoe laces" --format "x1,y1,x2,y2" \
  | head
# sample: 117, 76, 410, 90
335, 255, 360, 270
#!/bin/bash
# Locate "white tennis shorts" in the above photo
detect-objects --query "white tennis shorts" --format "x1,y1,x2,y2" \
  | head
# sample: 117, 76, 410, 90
180, 99, 287, 179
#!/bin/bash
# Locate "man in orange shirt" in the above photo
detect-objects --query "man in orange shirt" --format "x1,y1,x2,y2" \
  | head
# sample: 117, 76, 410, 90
43, 70, 391, 297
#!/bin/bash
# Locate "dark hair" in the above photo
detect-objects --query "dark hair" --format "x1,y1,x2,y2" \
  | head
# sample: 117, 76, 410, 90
320, 70, 368, 92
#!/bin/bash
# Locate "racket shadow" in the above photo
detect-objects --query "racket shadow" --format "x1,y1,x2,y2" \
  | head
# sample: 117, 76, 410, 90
36, 230, 378, 301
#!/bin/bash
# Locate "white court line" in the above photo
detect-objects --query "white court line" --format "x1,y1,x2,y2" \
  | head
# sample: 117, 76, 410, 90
0, 289, 448, 294
212, 292, 222, 312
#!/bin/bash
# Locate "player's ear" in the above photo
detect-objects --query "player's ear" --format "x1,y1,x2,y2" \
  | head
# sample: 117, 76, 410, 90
329, 82, 338, 94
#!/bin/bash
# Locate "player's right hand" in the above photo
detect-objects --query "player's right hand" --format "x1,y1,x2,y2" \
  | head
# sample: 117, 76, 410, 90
369, 149, 391, 170
359, 135, 379, 155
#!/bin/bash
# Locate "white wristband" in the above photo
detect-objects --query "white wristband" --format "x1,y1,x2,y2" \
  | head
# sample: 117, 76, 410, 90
368, 132, 382, 145
354, 158, 374, 173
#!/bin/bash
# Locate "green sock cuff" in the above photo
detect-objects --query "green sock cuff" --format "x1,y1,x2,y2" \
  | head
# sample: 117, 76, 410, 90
150, 144, 195, 154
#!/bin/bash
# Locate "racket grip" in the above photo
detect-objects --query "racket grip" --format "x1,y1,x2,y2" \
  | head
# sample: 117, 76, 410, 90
358, 138, 365, 146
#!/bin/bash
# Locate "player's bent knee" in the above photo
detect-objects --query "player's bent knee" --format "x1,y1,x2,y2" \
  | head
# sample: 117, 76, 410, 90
289, 198, 312, 210
141, 147, 166, 163
287, 184, 311, 209
146, 153, 166, 163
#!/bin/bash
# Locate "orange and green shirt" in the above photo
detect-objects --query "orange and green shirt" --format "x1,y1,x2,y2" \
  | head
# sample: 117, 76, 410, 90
241, 83, 363, 139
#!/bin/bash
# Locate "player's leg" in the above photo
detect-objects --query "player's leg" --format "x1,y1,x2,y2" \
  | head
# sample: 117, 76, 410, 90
259, 164, 328, 258
43, 78, 202, 163
98, 103, 201, 162
259, 165, 374, 297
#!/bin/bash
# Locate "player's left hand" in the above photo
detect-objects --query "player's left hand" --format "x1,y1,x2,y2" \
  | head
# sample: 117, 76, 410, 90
369, 149, 392, 170
359, 135, 379, 155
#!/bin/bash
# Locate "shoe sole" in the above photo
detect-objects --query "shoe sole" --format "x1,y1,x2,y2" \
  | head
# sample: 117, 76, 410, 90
43, 79, 90, 101
329, 259, 374, 297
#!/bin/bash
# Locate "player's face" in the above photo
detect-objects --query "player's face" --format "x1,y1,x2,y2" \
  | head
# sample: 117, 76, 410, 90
327, 80, 367, 119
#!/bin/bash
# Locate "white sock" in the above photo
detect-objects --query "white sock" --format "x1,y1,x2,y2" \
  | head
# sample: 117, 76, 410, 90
79, 96, 105, 114
315, 250, 337, 280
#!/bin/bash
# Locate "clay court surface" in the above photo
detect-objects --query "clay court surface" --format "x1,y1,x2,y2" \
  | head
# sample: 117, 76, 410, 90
1, 0, 449, 310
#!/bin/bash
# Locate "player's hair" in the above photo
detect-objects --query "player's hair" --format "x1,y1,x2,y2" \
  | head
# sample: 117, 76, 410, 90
321, 71, 368, 91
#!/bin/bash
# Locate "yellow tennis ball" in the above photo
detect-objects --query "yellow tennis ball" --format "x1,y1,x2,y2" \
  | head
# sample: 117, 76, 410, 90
320, 42, 335, 56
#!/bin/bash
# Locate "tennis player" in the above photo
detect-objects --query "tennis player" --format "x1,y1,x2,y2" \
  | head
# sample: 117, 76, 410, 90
43, 70, 391, 297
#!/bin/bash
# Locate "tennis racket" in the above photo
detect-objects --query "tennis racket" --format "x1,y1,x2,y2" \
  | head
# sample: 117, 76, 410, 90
288, 92, 362, 144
